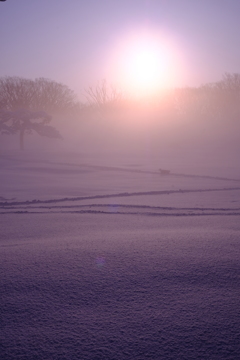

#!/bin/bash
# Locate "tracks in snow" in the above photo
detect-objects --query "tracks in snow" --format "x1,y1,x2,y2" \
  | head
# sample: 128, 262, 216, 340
1, 187, 240, 216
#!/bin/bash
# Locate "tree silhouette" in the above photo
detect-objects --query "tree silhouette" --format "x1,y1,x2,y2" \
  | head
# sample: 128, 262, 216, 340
0, 109, 62, 150
85, 80, 123, 108
0, 76, 78, 114
0, 76, 79, 150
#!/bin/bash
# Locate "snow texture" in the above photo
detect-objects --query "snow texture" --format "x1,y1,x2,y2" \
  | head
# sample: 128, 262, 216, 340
0, 152, 240, 359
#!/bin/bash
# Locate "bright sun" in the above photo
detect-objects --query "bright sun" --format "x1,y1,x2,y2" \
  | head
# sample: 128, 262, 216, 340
123, 39, 165, 95
108, 28, 180, 98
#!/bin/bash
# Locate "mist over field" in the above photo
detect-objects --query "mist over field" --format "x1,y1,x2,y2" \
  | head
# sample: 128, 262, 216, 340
1, 1, 240, 359
2, 77, 240, 169
1, 115, 240, 359
1, 75, 240, 360
1, 74, 240, 360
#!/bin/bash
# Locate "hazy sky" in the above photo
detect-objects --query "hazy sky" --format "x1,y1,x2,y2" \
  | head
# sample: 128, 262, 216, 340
1, 0, 240, 99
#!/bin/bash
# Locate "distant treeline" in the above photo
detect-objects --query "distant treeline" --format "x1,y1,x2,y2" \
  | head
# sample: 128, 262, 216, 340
82, 74, 240, 131
1, 73, 240, 150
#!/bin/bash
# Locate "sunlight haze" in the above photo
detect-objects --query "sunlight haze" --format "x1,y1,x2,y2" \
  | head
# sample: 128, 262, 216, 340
1, 0, 240, 98
1, 2, 240, 359
107, 27, 183, 97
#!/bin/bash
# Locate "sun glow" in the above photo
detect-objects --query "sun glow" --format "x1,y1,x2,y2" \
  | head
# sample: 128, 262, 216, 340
123, 39, 166, 95
108, 28, 182, 98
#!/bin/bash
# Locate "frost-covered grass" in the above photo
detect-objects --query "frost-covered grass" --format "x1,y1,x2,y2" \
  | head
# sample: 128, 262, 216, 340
0, 152, 240, 359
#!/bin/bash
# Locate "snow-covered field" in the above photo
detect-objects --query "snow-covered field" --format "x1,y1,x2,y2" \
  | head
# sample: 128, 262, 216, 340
1, 151, 240, 359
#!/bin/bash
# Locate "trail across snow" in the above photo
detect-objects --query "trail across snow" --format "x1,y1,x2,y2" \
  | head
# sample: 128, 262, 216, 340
0, 152, 240, 359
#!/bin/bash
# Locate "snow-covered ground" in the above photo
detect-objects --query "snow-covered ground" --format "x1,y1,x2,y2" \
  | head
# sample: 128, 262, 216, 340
1, 151, 240, 359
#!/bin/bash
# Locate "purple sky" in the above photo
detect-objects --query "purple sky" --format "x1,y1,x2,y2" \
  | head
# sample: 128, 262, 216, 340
1, 0, 240, 99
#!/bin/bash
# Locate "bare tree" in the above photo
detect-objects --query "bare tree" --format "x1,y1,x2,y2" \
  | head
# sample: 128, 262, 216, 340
85, 80, 123, 108
0, 76, 80, 150
0, 76, 78, 114
0, 109, 62, 150
215, 73, 240, 92
199, 73, 240, 121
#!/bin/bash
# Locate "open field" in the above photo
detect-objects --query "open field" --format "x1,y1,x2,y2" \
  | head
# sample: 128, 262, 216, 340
1, 152, 240, 359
